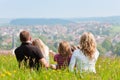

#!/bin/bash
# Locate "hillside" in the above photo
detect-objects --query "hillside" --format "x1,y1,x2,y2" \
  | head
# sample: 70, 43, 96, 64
9, 16, 120, 25
10, 18, 74, 25
70, 16, 120, 24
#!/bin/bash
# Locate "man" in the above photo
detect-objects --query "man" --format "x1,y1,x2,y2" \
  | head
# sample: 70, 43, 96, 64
14, 30, 49, 70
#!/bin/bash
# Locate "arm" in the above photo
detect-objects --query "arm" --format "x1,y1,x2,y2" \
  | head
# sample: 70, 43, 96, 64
49, 50, 56, 57
39, 58, 49, 68
34, 47, 49, 68
69, 53, 76, 72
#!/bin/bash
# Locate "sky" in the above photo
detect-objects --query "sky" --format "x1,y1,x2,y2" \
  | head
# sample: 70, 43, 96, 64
0, 0, 120, 18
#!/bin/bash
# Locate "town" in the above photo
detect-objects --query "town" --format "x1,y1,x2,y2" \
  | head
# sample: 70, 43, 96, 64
0, 19, 120, 56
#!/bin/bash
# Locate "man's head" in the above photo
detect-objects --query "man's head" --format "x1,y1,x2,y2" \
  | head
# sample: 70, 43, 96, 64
19, 30, 31, 42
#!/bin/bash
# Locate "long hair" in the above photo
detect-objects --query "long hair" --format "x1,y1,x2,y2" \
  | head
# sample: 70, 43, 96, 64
58, 41, 72, 57
80, 32, 96, 59
32, 39, 49, 57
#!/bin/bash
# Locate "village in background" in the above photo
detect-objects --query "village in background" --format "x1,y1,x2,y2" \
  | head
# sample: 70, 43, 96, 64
0, 16, 120, 56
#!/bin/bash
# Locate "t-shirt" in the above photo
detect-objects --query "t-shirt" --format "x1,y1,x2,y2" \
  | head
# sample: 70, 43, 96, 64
54, 54, 71, 69
15, 42, 44, 68
69, 49, 99, 73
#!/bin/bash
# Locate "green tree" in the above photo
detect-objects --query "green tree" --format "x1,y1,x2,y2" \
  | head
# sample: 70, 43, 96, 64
102, 38, 112, 51
97, 44, 106, 55
113, 42, 120, 55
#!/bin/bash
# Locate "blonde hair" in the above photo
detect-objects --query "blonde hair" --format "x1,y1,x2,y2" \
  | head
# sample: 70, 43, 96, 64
80, 32, 96, 59
58, 41, 72, 57
32, 39, 49, 57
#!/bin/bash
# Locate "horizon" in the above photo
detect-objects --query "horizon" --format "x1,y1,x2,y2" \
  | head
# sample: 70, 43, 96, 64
1, 15, 120, 19
0, 0, 120, 18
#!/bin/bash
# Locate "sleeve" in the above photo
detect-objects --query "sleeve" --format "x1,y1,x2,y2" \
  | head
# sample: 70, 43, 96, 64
54, 54, 57, 62
69, 52, 77, 72
95, 50, 99, 60
35, 47, 44, 60
14, 48, 24, 62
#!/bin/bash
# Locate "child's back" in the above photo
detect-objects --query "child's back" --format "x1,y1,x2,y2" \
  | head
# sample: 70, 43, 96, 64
54, 53, 71, 69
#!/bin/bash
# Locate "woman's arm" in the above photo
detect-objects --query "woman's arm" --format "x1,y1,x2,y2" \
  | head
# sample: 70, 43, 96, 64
49, 50, 56, 57
69, 53, 76, 72
39, 58, 49, 68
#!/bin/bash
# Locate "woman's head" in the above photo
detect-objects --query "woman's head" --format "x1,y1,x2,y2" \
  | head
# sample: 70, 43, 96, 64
80, 32, 96, 59
32, 39, 46, 53
58, 41, 72, 57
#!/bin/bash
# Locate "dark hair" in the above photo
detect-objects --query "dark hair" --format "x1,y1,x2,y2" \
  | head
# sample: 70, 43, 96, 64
20, 30, 31, 42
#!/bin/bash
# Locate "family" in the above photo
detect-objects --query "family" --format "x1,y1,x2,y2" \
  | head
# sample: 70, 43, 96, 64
14, 30, 99, 73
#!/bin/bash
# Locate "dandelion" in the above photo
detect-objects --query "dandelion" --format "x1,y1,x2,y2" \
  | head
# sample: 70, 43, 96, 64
13, 70, 16, 73
0, 74, 5, 77
5, 71, 12, 76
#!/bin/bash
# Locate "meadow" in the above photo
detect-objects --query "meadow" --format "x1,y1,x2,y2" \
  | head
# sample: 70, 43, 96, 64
0, 54, 120, 80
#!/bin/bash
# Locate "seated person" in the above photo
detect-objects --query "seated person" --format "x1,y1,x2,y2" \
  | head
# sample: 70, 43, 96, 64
52, 41, 72, 69
14, 30, 49, 70
69, 32, 99, 73
32, 39, 50, 64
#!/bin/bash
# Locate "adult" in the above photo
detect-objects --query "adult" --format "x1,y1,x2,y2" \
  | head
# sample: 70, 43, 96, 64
69, 32, 99, 73
14, 30, 49, 70
32, 39, 50, 64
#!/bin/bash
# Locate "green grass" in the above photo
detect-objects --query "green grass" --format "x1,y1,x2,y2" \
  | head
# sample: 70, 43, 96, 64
109, 26, 120, 36
0, 55, 120, 80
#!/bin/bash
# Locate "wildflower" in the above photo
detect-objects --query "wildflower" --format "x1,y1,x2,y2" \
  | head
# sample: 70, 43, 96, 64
1, 74, 5, 77
5, 71, 12, 76
13, 70, 16, 73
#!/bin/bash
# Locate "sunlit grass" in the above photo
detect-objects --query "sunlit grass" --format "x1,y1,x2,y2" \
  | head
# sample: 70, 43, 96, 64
0, 54, 120, 80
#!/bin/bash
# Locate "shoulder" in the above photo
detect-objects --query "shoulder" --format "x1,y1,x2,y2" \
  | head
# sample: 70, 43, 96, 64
72, 49, 81, 57
95, 49, 99, 55
27, 44, 39, 51
94, 49, 99, 59
14, 46, 21, 54
54, 54, 60, 58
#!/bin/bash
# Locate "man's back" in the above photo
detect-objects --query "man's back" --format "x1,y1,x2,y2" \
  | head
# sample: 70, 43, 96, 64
15, 42, 43, 69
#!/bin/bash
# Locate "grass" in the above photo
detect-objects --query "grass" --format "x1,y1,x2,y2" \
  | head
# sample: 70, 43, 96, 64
0, 54, 120, 80
109, 26, 120, 36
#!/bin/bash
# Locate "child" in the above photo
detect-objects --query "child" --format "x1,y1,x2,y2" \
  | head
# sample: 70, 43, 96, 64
69, 32, 99, 73
53, 41, 72, 69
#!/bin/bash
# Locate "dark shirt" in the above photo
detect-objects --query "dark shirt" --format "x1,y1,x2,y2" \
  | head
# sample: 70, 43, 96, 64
15, 42, 43, 69
54, 54, 71, 69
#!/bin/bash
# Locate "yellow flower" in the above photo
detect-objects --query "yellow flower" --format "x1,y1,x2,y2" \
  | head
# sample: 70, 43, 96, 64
5, 71, 12, 76
13, 70, 16, 73
1, 74, 5, 77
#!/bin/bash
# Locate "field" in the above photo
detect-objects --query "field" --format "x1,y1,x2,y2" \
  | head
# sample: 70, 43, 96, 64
0, 54, 120, 80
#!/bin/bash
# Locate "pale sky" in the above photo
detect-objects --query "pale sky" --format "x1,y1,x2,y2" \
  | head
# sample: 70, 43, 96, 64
0, 0, 120, 18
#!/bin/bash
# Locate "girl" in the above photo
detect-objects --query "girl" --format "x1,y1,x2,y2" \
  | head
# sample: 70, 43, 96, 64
32, 39, 50, 64
53, 41, 72, 69
69, 32, 99, 73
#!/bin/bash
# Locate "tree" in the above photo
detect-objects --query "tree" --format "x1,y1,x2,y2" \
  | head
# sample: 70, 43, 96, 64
113, 42, 120, 55
102, 38, 112, 51
97, 44, 106, 55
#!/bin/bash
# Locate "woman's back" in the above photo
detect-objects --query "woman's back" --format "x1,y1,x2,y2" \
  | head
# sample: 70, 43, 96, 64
69, 49, 99, 73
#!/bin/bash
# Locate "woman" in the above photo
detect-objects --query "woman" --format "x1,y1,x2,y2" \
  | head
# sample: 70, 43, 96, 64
32, 39, 50, 63
69, 32, 99, 73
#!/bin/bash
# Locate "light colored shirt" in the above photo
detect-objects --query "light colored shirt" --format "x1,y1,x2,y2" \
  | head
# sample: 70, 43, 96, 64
43, 46, 50, 63
69, 49, 99, 73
